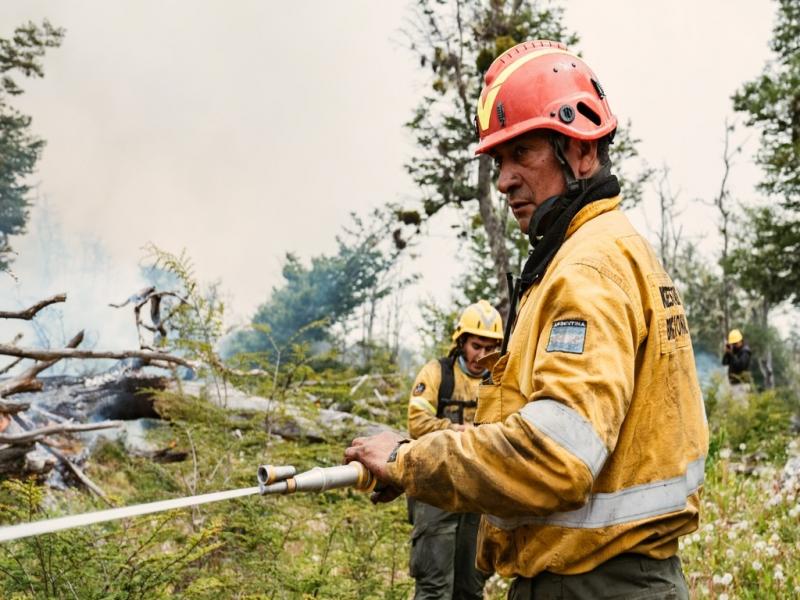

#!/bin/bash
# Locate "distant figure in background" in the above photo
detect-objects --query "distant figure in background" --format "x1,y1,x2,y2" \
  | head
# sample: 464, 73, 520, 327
722, 329, 752, 391
405, 300, 502, 600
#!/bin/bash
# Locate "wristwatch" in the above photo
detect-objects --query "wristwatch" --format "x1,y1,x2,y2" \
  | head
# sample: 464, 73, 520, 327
387, 438, 411, 463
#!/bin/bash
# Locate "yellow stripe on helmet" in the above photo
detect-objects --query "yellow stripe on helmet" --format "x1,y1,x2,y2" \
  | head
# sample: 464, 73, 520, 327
477, 48, 578, 131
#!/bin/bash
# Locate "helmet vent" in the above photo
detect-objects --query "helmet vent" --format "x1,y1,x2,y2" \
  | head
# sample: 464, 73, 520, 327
577, 102, 601, 126
497, 102, 506, 126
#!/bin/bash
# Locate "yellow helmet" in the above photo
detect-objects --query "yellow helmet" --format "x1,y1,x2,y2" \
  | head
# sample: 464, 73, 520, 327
728, 329, 743, 344
452, 300, 504, 342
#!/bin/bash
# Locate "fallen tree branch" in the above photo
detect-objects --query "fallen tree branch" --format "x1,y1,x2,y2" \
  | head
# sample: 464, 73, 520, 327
0, 331, 85, 399
42, 443, 113, 506
0, 357, 23, 377
0, 420, 122, 445
0, 345, 196, 370
0, 294, 67, 320
0, 399, 29, 414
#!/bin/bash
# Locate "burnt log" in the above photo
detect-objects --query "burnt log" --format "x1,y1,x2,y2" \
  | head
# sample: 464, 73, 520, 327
10, 372, 171, 422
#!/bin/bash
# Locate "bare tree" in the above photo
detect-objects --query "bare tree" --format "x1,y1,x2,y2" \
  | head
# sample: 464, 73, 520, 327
650, 166, 684, 274
712, 121, 745, 338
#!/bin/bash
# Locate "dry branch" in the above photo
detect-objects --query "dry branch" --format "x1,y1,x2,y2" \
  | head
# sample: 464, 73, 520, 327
0, 399, 29, 414
0, 345, 196, 370
0, 420, 122, 445
0, 331, 85, 399
43, 443, 113, 505
0, 294, 66, 320
0, 357, 23, 377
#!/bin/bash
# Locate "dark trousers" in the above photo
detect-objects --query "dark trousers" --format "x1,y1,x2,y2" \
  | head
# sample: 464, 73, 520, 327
408, 499, 488, 600
508, 554, 689, 600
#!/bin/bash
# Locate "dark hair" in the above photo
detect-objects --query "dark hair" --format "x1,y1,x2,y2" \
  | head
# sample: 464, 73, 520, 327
552, 131, 614, 168
448, 335, 465, 358
597, 132, 613, 166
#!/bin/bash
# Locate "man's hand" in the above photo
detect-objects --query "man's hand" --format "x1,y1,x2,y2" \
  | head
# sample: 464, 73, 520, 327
344, 431, 407, 504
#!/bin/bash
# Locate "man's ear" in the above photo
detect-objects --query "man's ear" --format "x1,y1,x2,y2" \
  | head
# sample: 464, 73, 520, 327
565, 138, 600, 178
576, 139, 599, 178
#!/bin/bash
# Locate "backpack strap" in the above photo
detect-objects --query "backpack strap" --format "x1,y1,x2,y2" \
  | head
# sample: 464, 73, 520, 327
436, 356, 456, 416
435, 356, 476, 424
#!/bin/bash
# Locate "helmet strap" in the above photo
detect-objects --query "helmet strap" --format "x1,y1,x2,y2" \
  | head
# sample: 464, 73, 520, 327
549, 133, 613, 200
549, 133, 583, 198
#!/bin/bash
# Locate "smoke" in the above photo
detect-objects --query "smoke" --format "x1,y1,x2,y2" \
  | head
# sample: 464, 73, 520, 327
0, 196, 150, 375
695, 349, 726, 390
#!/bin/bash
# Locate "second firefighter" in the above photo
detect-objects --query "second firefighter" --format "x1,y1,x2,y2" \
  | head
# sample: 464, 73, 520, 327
406, 300, 503, 600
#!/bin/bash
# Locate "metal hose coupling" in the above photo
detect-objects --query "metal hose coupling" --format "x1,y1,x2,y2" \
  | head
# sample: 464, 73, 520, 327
257, 464, 297, 495
257, 462, 375, 496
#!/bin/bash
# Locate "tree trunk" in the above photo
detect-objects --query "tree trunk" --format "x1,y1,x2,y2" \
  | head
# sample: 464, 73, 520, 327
760, 299, 774, 389
477, 154, 511, 315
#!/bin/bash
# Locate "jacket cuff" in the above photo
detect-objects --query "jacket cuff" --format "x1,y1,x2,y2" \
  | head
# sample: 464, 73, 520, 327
385, 439, 415, 489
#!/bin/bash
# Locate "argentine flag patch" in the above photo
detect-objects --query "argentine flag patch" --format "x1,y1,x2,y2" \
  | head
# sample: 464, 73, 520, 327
546, 320, 587, 354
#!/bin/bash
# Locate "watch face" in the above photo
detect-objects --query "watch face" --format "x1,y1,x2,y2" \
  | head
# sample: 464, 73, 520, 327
413, 383, 426, 396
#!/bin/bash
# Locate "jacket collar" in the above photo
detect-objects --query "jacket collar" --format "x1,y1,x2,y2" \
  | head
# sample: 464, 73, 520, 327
565, 195, 622, 239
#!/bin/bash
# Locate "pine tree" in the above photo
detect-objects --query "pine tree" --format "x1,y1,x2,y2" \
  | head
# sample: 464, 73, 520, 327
0, 20, 64, 270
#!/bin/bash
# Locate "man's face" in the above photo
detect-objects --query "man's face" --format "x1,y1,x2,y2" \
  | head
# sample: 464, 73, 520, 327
461, 334, 500, 376
491, 131, 566, 233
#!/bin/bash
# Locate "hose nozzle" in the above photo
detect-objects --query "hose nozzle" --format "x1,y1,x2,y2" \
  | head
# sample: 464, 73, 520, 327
257, 465, 297, 495
257, 462, 375, 496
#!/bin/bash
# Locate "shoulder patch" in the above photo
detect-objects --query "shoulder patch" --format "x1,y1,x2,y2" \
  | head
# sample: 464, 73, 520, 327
546, 320, 587, 354
413, 383, 426, 396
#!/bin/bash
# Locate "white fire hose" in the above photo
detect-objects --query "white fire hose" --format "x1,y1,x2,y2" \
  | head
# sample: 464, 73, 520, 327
0, 462, 374, 543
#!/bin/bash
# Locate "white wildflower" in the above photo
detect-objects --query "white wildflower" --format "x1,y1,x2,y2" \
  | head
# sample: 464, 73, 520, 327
766, 493, 783, 507
774, 567, 785, 581
789, 504, 800, 518
727, 530, 737, 540
720, 448, 732, 459
726, 548, 735, 559
739, 443, 747, 451
721, 572, 733, 585
770, 533, 780, 543
692, 533, 701, 543
718, 594, 729, 600
752, 560, 763, 571
704, 523, 715, 533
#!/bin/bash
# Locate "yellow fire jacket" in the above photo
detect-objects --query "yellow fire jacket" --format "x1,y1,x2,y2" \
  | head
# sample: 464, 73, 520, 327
387, 196, 709, 578
408, 358, 482, 438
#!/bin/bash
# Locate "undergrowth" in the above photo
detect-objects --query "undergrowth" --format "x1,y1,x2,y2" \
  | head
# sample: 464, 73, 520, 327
1, 381, 798, 598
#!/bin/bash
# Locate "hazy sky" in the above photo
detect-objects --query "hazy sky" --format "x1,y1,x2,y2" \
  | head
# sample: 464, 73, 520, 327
0, 0, 778, 351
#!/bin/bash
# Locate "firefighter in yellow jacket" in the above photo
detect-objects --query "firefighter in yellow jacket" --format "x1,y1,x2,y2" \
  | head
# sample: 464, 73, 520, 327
406, 300, 502, 600
347, 40, 708, 599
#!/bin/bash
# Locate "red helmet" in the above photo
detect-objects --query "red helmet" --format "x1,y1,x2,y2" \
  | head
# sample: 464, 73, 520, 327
475, 40, 617, 155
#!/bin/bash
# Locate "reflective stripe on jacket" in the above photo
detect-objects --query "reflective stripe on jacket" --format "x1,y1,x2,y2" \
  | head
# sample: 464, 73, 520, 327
388, 196, 709, 578
408, 359, 482, 439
